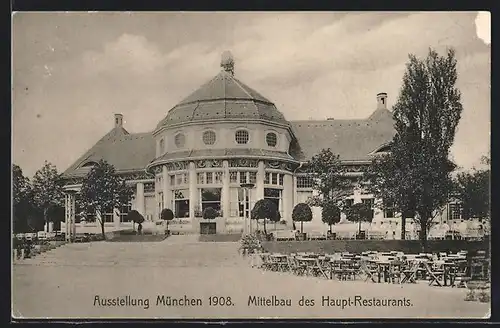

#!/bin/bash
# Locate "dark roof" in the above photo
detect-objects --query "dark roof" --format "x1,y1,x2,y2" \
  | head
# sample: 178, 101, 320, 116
156, 70, 289, 129
63, 128, 155, 178
63, 112, 395, 177
290, 109, 395, 162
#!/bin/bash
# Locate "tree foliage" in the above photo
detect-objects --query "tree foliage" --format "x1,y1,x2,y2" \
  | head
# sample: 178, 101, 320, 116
364, 48, 463, 245
306, 148, 352, 207
453, 167, 490, 220
292, 202, 313, 234
31, 161, 65, 232
321, 199, 341, 232
251, 199, 280, 235
12, 164, 41, 233
345, 202, 373, 233
79, 160, 133, 238
161, 208, 174, 221
202, 207, 219, 220
126, 210, 144, 224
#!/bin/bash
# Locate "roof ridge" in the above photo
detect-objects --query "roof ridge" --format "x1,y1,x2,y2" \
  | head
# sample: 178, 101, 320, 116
230, 74, 254, 99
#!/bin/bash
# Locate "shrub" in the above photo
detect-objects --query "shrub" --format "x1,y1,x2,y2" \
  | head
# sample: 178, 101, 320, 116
478, 289, 491, 303
292, 203, 313, 233
202, 207, 219, 220
239, 233, 262, 255
464, 289, 476, 301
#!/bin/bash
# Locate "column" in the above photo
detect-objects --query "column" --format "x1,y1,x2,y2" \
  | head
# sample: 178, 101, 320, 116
282, 174, 293, 224
222, 160, 230, 219
70, 193, 76, 241
163, 166, 172, 210
292, 175, 298, 206
188, 161, 197, 220
65, 193, 70, 241
311, 185, 322, 226
136, 182, 145, 216
256, 161, 265, 201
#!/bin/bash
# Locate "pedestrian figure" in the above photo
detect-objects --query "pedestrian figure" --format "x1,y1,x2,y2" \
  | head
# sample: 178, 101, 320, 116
137, 223, 143, 235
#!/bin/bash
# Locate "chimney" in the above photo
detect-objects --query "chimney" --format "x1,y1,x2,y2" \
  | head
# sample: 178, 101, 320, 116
376, 93, 387, 110
114, 113, 123, 128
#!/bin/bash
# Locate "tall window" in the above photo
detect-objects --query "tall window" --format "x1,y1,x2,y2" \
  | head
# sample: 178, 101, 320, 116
120, 202, 132, 222
383, 201, 394, 218
238, 188, 250, 218
362, 198, 375, 219
172, 189, 189, 218
264, 172, 284, 186
235, 130, 249, 144
200, 188, 221, 212
449, 203, 462, 221
264, 188, 282, 217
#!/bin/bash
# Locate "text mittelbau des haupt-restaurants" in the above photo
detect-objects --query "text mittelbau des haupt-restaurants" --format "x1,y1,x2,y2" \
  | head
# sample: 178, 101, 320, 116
93, 295, 414, 310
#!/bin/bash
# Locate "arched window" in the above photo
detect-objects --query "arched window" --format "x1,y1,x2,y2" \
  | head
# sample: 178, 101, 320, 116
266, 132, 277, 147
235, 130, 249, 144
159, 138, 165, 154
203, 130, 216, 145
174, 133, 186, 148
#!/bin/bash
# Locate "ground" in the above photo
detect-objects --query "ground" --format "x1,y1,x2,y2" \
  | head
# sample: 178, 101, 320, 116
12, 235, 489, 319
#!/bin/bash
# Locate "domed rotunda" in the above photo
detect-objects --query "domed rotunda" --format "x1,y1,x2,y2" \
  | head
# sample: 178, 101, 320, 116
62, 50, 397, 235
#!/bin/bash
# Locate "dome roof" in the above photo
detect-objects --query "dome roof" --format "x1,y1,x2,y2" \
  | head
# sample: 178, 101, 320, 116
156, 51, 289, 129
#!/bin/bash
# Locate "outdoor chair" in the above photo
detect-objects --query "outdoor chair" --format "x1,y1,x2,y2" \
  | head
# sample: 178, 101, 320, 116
360, 260, 377, 282
401, 260, 418, 284
427, 262, 445, 286
389, 260, 403, 284
451, 261, 470, 288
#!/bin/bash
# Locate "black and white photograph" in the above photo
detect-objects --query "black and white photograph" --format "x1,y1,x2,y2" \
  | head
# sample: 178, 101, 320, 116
12, 11, 491, 319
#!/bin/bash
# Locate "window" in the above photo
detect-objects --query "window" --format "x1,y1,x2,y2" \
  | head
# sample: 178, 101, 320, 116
200, 188, 221, 212
297, 176, 314, 188
172, 189, 189, 218
235, 130, 249, 144
230, 172, 238, 183
174, 133, 186, 148
264, 188, 283, 217
159, 138, 165, 154
214, 172, 223, 184
266, 132, 277, 147
202, 130, 216, 145
362, 198, 375, 219
383, 201, 394, 218
239, 172, 248, 184
265, 172, 283, 186
120, 203, 132, 222
237, 188, 250, 218
449, 203, 462, 221
249, 172, 257, 184
197, 173, 205, 184
206, 172, 213, 184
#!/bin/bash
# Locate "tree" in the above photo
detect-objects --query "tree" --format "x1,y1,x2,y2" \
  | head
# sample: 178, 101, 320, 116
454, 168, 490, 220
202, 207, 218, 220
345, 202, 373, 234
292, 203, 313, 234
251, 199, 280, 235
160, 208, 174, 232
364, 48, 463, 248
12, 164, 37, 233
79, 160, 133, 239
306, 148, 352, 207
126, 210, 144, 224
321, 199, 341, 233
31, 161, 65, 232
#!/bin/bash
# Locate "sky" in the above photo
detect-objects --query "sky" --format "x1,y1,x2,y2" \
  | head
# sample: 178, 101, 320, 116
12, 11, 491, 177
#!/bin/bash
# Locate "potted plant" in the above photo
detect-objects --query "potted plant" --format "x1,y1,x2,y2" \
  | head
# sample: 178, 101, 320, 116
251, 199, 280, 241
345, 202, 373, 239
292, 203, 312, 241
126, 210, 145, 235
201, 207, 218, 234
322, 199, 341, 240
160, 208, 174, 235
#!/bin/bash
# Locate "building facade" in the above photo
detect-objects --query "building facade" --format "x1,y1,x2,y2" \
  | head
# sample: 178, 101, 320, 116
61, 51, 435, 238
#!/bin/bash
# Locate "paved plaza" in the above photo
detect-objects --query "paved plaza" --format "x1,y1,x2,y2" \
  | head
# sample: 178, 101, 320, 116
13, 236, 489, 319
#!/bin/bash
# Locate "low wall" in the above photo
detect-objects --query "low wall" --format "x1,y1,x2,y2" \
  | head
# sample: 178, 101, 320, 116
261, 240, 490, 254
